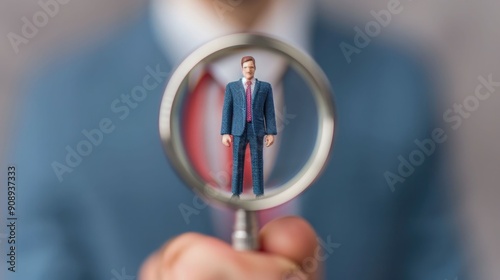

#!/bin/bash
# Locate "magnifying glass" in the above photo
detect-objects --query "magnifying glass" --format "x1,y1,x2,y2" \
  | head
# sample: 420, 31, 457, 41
159, 33, 335, 251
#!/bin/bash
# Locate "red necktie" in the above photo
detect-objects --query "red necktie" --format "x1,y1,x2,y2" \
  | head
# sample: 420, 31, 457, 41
246, 80, 252, 122
183, 71, 231, 187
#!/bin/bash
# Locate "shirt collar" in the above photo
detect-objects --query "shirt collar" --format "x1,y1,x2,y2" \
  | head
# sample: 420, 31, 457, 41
242, 77, 256, 85
150, 0, 313, 85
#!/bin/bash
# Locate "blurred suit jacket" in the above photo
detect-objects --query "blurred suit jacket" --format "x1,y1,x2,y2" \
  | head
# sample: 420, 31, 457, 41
12, 7, 467, 280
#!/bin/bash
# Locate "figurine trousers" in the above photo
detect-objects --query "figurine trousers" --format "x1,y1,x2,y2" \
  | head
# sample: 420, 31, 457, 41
231, 123, 264, 195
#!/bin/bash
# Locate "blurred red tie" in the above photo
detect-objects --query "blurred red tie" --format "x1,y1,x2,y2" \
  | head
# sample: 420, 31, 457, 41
183, 71, 253, 191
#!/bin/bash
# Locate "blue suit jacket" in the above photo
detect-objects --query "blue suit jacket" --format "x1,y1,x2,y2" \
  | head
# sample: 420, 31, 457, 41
10, 7, 468, 280
221, 80, 277, 137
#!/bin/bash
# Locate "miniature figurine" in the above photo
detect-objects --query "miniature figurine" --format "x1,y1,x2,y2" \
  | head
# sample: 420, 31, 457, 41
221, 56, 277, 198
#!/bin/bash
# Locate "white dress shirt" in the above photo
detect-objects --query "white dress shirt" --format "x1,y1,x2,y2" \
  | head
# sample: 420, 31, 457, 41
242, 77, 256, 98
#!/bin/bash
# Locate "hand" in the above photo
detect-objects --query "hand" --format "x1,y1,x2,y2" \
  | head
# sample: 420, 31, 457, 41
139, 216, 322, 280
222, 134, 232, 147
265, 135, 275, 147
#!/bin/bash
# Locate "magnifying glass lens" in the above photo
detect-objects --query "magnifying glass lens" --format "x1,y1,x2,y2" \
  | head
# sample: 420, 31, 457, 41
160, 34, 335, 211
174, 49, 319, 200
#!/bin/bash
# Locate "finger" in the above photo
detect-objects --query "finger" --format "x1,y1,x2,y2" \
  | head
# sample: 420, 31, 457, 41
265, 136, 274, 147
266, 140, 272, 147
141, 232, 303, 280
222, 138, 231, 147
260, 216, 322, 279
139, 250, 160, 280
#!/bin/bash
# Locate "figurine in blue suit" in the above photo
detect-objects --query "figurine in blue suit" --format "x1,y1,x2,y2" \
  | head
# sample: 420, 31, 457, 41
221, 56, 277, 197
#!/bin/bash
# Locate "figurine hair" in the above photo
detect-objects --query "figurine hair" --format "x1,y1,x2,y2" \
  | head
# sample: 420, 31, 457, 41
241, 56, 256, 67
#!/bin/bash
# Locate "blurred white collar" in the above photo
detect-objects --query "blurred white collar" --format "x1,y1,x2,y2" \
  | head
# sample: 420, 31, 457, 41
150, 0, 313, 84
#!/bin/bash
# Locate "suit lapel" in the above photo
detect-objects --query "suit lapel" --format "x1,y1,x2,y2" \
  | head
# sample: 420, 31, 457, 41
230, 80, 243, 108
236, 78, 261, 111
254, 79, 261, 95
253, 79, 261, 109
236, 80, 245, 99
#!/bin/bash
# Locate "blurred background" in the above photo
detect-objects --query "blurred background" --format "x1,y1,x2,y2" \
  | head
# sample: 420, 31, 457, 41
1, 0, 499, 279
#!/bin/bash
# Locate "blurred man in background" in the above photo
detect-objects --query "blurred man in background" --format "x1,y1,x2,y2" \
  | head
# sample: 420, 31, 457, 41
6, 0, 469, 279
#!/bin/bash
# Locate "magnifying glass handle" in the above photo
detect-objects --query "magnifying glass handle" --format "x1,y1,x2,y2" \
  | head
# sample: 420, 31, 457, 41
232, 209, 259, 251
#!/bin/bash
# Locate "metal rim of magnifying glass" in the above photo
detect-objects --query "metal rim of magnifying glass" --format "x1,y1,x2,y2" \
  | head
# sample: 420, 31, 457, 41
159, 33, 336, 211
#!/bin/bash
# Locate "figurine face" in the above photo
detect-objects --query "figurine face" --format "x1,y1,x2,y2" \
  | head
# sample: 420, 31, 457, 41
242, 60, 256, 80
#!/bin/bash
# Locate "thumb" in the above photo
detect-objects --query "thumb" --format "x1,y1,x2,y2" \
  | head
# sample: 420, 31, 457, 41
260, 216, 322, 279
